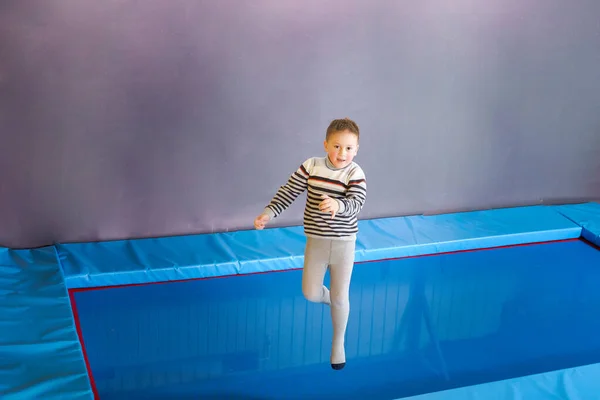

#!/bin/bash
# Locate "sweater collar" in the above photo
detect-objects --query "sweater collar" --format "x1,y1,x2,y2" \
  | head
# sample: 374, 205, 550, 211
325, 155, 349, 171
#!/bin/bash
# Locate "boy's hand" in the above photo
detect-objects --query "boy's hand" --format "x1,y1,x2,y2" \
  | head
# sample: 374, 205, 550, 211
319, 194, 339, 219
254, 213, 270, 230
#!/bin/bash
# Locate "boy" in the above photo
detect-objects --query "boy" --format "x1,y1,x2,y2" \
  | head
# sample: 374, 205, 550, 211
254, 117, 367, 370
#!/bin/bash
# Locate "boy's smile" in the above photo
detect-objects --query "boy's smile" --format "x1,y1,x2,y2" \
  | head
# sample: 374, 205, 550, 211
324, 129, 359, 169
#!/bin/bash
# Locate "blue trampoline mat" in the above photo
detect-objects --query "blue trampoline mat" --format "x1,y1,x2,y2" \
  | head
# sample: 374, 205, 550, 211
3, 202, 600, 399
72, 239, 600, 399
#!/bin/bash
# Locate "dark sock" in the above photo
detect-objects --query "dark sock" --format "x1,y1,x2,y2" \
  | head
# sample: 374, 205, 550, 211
331, 362, 345, 370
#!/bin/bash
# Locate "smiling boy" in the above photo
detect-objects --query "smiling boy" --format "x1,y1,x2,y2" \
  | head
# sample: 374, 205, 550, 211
254, 117, 367, 370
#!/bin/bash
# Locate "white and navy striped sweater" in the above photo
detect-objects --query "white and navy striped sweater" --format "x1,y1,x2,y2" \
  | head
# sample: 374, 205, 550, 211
263, 156, 367, 240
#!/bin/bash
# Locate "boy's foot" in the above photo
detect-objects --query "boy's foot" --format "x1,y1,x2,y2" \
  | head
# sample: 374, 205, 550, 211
331, 362, 345, 370
330, 342, 345, 370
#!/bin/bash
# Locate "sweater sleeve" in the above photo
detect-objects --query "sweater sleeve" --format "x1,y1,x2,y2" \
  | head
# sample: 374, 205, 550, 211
336, 165, 367, 217
263, 158, 312, 218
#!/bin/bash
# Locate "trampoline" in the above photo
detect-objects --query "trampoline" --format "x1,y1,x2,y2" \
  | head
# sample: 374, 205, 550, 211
2, 202, 600, 399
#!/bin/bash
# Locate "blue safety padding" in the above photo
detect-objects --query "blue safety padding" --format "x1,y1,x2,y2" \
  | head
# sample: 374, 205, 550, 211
354, 205, 581, 262
58, 205, 582, 289
553, 202, 600, 247
220, 225, 307, 274
56, 234, 242, 289
0, 246, 93, 399
402, 362, 600, 400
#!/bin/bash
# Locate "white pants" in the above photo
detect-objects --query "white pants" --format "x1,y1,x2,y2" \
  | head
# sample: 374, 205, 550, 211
302, 236, 355, 368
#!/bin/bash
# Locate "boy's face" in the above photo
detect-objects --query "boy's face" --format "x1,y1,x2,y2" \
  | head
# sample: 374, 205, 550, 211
324, 129, 359, 169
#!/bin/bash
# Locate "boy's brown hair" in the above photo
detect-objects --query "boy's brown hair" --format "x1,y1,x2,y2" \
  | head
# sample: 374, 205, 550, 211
326, 117, 360, 141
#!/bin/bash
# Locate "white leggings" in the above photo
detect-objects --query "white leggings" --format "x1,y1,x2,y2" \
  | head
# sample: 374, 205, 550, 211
302, 236, 355, 369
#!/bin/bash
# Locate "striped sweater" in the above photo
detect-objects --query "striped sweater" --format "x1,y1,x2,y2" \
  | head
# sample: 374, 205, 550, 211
263, 156, 367, 240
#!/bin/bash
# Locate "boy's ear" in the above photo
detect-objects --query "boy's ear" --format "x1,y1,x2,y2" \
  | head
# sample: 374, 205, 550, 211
323, 140, 328, 151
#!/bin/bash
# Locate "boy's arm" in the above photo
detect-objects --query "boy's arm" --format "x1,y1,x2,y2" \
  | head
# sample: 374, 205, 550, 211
262, 159, 311, 219
336, 166, 367, 217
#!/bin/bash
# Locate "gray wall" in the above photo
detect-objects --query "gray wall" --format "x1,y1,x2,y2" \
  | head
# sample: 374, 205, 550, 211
1, 0, 599, 248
